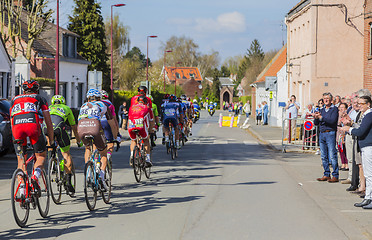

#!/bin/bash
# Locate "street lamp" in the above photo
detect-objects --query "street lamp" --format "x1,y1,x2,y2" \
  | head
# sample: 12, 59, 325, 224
163, 50, 172, 92
146, 35, 158, 87
111, 3, 125, 102
174, 61, 182, 96
55, 0, 60, 95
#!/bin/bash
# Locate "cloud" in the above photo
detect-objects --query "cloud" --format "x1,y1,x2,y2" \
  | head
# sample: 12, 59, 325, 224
195, 12, 246, 33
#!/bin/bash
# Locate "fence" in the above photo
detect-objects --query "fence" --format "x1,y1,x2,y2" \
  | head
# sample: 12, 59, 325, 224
281, 112, 320, 153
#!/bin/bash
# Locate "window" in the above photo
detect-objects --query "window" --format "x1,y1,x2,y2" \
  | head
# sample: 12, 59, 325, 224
176, 73, 180, 79
59, 83, 67, 100
78, 83, 84, 107
62, 34, 77, 58
370, 23, 372, 56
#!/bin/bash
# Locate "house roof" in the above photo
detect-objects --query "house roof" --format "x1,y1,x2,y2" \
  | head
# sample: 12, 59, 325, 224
253, 45, 287, 85
287, 0, 311, 18
164, 67, 202, 85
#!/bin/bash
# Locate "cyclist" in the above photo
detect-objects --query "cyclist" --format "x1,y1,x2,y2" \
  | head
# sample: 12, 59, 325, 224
77, 89, 117, 191
100, 90, 120, 158
162, 95, 183, 149
149, 95, 159, 147
10, 80, 54, 195
128, 95, 154, 167
43, 95, 81, 193
178, 97, 187, 143
131, 86, 152, 109
161, 94, 170, 145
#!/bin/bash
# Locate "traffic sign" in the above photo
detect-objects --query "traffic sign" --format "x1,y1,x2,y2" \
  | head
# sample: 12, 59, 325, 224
304, 121, 314, 131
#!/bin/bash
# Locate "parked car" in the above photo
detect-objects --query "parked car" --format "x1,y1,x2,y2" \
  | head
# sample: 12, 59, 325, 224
0, 99, 13, 156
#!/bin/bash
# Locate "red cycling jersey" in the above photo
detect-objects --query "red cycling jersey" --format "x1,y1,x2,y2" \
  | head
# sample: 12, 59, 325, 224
130, 95, 153, 109
127, 103, 154, 140
10, 93, 49, 146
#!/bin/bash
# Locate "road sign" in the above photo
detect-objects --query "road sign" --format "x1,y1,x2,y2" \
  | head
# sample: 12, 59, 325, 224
265, 76, 277, 91
304, 121, 314, 131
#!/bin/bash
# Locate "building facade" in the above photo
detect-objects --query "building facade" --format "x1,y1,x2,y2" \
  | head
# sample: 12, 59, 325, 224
286, 0, 364, 109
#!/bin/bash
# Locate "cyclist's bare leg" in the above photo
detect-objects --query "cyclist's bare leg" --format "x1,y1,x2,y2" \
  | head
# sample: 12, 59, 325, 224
17, 155, 27, 172
175, 127, 180, 141
61, 151, 72, 174
130, 140, 136, 153
34, 152, 46, 170
107, 142, 114, 154
84, 146, 91, 163
143, 138, 151, 154
98, 148, 108, 171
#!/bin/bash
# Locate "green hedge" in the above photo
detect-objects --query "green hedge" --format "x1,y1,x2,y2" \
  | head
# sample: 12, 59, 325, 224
239, 95, 251, 103
31, 77, 55, 87
113, 90, 166, 113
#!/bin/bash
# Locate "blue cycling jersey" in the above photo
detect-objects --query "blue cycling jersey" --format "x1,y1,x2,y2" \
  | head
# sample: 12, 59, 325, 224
162, 102, 182, 119
193, 103, 200, 110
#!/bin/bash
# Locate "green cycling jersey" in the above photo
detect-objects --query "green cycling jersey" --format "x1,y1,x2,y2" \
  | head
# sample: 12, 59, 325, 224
152, 103, 159, 117
49, 104, 76, 126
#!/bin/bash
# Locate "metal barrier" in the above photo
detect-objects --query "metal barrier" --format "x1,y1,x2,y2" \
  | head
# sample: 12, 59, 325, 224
281, 113, 319, 153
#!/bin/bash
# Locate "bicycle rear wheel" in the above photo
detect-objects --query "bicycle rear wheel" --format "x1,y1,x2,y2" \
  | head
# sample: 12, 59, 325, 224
11, 169, 29, 228
133, 146, 141, 183
84, 161, 97, 211
37, 169, 50, 218
48, 157, 62, 204
102, 156, 112, 204
144, 151, 151, 179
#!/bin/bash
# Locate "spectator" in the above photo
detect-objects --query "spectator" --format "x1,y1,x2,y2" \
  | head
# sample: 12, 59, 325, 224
342, 96, 372, 209
243, 100, 251, 119
317, 99, 324, 109
337, 103, 349, 171
314, 92, 339, 183
284, 95, 300, 141
118, 101, 128, 130
302, 103, 316, 149
342, 96, 362, 190
256, 104, 262, 125
334, 95, 341, 107
262, 101, 269, 125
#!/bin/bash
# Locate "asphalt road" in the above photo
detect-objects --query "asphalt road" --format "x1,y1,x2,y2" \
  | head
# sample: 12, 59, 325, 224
0, 111, 369, 239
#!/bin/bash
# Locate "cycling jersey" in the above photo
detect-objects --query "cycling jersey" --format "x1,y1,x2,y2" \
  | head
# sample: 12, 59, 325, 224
10, 93, 49, 154
193, 103, 201, 110
162, 102, 182, 128
152, 103, 159, 117
128, 103, 154, 140
100, 99, 116, 120
45, 103, 76, 153
131, 95, 152, 109
100, 99, 116, 142
78, 101, 110, 121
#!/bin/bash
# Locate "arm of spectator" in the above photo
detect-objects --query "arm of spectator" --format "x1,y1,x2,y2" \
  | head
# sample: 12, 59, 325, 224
349, 113, 372, 138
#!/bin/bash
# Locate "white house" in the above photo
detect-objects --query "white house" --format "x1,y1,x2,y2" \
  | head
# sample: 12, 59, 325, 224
251, 46, 287, 127
0, 37, 13, 99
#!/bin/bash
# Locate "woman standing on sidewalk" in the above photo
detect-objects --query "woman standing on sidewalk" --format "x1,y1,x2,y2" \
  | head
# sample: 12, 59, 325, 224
342, 96, 372, 209
337, 103, 349, 171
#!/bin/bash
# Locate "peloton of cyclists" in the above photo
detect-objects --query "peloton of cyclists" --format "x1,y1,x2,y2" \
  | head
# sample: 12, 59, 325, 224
10, 80, 55, 195
43, 95, 82, 193
77, 89, 118, 191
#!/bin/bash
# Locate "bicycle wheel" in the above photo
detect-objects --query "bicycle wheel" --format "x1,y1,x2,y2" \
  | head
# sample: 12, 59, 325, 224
37, 169, 50, 218
84, 161, 97, 211
101, 156, 112, 204
67, 161, 76, 198
48, 157, 62, 204
133, 146, 141, 183
144, 151, 151, 179
11, 169, 29, 228
170, 139, 175, 160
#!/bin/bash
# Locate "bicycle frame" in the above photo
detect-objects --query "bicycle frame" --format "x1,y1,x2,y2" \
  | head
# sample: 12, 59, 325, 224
15, 144, 37, 199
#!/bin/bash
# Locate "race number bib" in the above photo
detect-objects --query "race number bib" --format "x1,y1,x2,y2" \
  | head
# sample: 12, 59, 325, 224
24, 102, 37, 112
129, 118, 144, 128
11, 103, 21, 116
164, 108, 176, 116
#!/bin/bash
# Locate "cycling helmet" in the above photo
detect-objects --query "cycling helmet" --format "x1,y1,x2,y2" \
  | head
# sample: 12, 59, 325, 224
138, 86, 147, 94
187, 97, 191, 101
22, 80, 40, 93
86, 88, 100, 98
137, 95, 148, 104
100, 90, 109, 99
164, 94, 170, 99
180, 94, 187, 100
51, 95, 66, 105
193, 99, 197, 103
169, 95, 177, 102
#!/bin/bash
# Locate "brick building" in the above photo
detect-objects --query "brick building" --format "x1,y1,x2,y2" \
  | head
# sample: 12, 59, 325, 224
364, 1, 372, 91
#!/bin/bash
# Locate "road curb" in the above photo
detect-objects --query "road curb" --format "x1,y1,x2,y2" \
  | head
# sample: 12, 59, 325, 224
245, 127, 280, 151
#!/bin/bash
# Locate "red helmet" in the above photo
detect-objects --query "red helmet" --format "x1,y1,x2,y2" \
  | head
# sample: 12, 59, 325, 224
164, 94, 170, 99
22, 80, 40, 93
138, 86, 147, 95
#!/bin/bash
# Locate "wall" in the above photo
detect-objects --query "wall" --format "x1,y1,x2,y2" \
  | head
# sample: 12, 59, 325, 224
364, 1, 372, 91
270, 64, 288, 126
287, 0, 364, 110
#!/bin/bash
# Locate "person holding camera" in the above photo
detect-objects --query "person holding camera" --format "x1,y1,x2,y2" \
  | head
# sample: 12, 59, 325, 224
314, 92, 339, 183
284, 95, 300, 141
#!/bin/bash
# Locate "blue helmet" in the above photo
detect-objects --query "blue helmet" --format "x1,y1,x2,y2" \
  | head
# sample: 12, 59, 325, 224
87, 88, 101, 98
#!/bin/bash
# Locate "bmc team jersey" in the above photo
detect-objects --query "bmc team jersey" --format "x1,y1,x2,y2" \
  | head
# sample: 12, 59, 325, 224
78, 101, 108, 121
10, 93, 49, 148
49, 104, 76, 126
130, 95, 153, 109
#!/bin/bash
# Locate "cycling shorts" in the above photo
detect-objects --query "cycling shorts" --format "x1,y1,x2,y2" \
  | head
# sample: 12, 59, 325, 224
128, 127, 149, 140
101, 119, 114, 142
12, 113, 46, 155
77, 119, 107, 151
43, 115, 71, 153
163, 117, 178, 129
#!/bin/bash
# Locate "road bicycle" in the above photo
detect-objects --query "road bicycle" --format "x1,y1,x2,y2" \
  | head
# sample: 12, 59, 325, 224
166, 123, 177, 160
83, 135, 112, 211
132, 129, 151, 183
47, 141, 76, 205
10, 140, 50, 227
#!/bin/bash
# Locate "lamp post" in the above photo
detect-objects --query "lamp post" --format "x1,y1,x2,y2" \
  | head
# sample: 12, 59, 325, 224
174, 61, 182, 96
163, 50, 172, 92
55, 0, 59, 95
111, 3, 125, 102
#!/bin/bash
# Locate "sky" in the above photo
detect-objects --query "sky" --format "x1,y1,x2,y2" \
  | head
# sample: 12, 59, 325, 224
54, 0, 301, 65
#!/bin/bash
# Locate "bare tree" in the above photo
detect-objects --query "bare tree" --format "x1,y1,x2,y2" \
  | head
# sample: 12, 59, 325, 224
0, 0, 22, 57
26, 0, 53, 60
